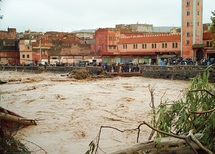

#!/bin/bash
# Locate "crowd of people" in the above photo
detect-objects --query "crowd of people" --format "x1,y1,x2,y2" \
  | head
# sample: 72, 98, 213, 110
160, 57, 215, 66
103, 62, 140, 73
1, 57, 215, 70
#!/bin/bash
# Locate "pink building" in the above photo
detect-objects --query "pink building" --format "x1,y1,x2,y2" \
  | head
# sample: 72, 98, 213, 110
94, 28, 181, 64
181, 0, 204, 60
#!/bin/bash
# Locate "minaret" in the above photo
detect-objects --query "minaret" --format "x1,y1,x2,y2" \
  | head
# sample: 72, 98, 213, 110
181, 0, 203, 60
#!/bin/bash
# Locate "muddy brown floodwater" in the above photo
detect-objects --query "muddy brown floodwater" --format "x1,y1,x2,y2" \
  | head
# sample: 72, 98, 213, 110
0, 71, 189, 154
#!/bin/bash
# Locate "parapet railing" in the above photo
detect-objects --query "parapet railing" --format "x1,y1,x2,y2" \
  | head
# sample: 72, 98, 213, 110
140, 65, 215, 82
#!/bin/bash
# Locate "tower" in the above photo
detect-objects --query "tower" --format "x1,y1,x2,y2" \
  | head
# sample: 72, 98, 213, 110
181, 0, 203, 60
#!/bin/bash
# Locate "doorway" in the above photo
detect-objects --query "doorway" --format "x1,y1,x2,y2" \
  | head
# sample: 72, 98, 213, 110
196, 49, 204, 61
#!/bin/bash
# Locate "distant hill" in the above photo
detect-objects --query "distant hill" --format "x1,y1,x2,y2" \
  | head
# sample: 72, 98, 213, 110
72, 29, 96, 33
72, 27, 181, 33
153, 26, 180, 32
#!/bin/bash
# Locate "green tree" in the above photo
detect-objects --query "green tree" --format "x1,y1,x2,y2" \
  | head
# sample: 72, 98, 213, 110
210, 10, 215, 48
157, 66, 215, 152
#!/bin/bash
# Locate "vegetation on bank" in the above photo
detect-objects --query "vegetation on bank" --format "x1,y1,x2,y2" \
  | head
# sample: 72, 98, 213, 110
86, 66, 215, 154
156, 66, 215, 152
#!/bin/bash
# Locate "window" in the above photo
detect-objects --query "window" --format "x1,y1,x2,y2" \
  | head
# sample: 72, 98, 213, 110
162, 43, 167, 48
22, 54, 25, 58
142, 44, 147, 49
197, 1, 200, 5
197, 11, 200, 15
186, 40, 190, 44
187, 10, 190, 16
206, 41, 213, 47
186, 21, 190, 26
197, 21, 200, 26
152, 43, 156, 48
186, 32, 190, 36
109, 45, 117, 49
109, 37, 112, 40
123, 44, 127, 49
187, 1, 190, 6
172, 43, 178, 48
133, 44, 138, 49
27, 54, 30, 58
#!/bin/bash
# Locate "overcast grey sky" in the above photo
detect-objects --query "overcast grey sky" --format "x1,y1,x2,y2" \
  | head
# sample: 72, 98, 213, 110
0, 0, 214, 32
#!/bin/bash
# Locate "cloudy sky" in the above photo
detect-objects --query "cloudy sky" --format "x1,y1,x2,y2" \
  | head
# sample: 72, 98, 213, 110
0, 0, 214, 32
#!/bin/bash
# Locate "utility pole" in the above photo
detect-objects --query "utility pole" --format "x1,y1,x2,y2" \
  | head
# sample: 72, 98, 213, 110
39, 38, 42, 65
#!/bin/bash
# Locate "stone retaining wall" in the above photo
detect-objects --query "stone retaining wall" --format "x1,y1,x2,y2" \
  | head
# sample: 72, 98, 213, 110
1, 65, 215, 82
140, 65, 215, 82
0, 66, 103, 75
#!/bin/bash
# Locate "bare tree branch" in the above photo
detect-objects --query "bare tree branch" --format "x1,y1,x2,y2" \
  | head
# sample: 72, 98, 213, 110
189, 107, 215, 114
21, 139, 48, 154
148, 85, 156, 140
94, 121, 200, 154
189, 89, 215, 97
188, 130, 213, 154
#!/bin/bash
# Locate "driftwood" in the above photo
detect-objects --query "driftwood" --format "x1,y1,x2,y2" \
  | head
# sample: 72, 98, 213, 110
0, 113, 37, 126
0, 106, 23, 117
0, 106, 37, 126
0, 106, 37, 136
0, 80, 7, 84
110, 137, 202, 154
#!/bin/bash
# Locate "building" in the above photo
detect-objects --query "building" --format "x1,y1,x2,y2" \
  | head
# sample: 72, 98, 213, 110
181, 0, 204, 60
94, 28, 180, 64
75, 31, 94, 40
19, 31, 98, 65
116, 23, 153, 33
93, 0, 215, 64
0, 28, 19, 64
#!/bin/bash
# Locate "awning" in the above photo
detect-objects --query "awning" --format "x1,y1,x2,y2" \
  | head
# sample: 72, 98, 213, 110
192, 44, 204, 48
160, 55, 176, 58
